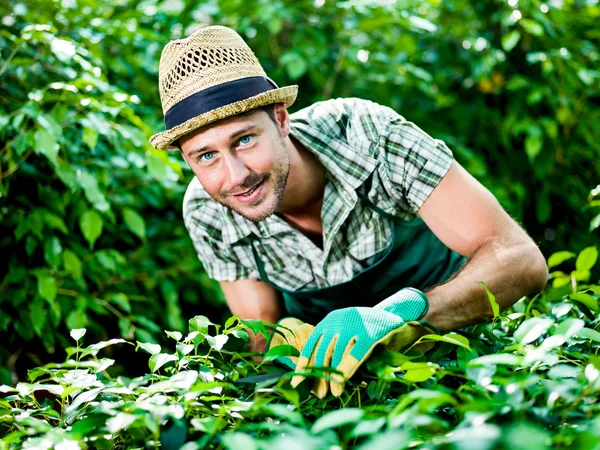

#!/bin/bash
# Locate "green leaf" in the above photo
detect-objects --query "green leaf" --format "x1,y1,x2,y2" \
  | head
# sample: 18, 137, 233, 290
501, 30, 521, 52
34, 128, 59, 164
554, 318, 585, 340
79, 209, 103, 248
206, 334, 229, 351
469, 353, 522, 366
311, 408, 364, 434
66, 309, 88, 329
551, 302, 573, 318
164, 330, 183, 341
189, 315, 215, 334
149, 353, 178, 372
420, 332, 470, 350
548, 251, 576, 268
122, 208, 146, 240
221, 433, 257, 450
570, 292, 599, 313
137, 342, 161, 355
30, 298, 47, 337
42, 211, 68, 234
401, 361, 437, 382
63, 250, 82, 279
106, 413, 138, 434
265, 343, 300, 359
43, 236, 62, 268
577, 69, 594, 86
56, 161, 77, 190
590, 212, 600, 232
525, 133, 543, 161
78, 171, 110, 212
577, 328, 600, 343
37, 273, 57, 302
148, 154, 169, 180
70, 328, 87, 342
82, 127, 98, 150
280, 52, 308, 80
409, 15, 437, 32
548, 364, 580, 379
106, 294, 129, 315
576, 247, 598, 271
520, 19, 544, 36
478, 281, 499, 318
514, 317, 554, 344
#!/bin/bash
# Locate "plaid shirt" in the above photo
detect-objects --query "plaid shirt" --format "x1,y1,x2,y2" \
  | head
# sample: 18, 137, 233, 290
183, 98, 454, 290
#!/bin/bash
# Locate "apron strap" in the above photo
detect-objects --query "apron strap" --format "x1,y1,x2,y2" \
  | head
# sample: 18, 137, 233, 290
356, 192, 398, 221
250, 240, 271, 282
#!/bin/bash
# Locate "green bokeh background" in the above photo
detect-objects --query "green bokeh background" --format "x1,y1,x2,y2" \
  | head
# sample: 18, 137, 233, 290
0, 0, 598, 382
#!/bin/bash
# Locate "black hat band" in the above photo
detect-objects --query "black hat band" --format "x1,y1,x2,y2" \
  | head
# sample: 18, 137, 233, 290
164, 76, 278, 129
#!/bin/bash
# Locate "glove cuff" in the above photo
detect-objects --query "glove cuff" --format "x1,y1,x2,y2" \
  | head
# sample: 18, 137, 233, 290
373, 287, 429, 321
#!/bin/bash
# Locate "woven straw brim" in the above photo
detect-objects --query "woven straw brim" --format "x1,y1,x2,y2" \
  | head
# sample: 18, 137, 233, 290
149, 85, 298, 151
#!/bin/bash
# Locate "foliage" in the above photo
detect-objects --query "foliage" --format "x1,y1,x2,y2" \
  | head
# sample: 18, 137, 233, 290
0, 0, 228, 384
1, 248, 599, 449
0, 0, 598, 407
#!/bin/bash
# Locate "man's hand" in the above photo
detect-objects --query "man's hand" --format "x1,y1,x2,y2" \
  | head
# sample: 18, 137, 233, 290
291, 289, 435, 398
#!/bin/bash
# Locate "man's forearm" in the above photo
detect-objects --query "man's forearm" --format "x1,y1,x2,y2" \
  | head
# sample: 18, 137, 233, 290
423, 238, 548, 333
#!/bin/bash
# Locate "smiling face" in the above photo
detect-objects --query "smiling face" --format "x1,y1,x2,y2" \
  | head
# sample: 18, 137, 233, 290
179, 104, 291, 222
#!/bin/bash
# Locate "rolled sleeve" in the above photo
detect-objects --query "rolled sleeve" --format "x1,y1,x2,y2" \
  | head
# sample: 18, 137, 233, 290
380, 114, 454, 214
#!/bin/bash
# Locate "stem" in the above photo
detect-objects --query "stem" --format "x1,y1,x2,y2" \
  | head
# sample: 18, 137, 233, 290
0, 42, 22, 77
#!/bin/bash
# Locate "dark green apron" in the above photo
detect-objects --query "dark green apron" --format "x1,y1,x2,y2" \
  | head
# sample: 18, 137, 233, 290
250, 195, 466, 323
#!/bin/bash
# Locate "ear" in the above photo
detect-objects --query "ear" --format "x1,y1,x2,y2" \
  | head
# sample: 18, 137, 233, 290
274, 103, 290, 138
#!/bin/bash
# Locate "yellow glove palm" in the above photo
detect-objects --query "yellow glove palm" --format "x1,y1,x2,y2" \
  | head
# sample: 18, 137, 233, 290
265, 317, 315, 369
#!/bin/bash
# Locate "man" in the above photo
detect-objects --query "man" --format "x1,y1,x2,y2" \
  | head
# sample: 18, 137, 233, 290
149, 26, 548, 398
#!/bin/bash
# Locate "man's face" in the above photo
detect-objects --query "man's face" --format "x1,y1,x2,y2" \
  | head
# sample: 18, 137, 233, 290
180, 107, 290, 222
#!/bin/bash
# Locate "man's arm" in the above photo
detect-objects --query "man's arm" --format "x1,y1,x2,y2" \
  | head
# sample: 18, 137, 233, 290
418, 160, 548, 332
219, 279, 284, 355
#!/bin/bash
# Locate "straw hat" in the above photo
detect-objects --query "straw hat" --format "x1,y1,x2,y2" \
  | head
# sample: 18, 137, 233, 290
149, 26, 298, 150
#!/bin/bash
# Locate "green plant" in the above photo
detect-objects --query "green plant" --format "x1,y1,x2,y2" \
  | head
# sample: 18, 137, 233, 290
1, 0, 598, 407
1, 248, 598, 449
0, 0, 227, 383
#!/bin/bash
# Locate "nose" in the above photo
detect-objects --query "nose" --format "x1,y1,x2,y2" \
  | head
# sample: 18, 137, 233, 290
222, 153, 251, 190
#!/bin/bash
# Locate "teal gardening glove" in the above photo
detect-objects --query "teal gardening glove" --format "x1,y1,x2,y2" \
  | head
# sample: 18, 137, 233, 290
290, 288, 438, 398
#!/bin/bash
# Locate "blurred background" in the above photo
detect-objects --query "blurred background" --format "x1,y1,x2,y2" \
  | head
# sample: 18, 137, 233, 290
0, 0, 598, 383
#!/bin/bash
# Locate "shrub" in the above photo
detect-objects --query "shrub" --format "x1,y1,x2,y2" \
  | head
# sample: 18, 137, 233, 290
1, 249, 599, 449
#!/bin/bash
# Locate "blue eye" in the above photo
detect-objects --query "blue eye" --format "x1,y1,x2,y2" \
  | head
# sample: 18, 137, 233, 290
199, 152, 215, 162
239, 135, 253, 145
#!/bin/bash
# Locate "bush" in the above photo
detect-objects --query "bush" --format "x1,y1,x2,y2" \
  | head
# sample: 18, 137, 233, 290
0, 0, 226, 384
0, 0, 598, 402
1, 249, 599, 449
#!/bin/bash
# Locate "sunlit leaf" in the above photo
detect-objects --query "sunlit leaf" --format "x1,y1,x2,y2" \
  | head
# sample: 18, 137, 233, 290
502, 30, 521, 52
69, 328, 86, 342
37, 273, 57, 302
514, 317, 554, 344
548, 251, 576, 269
311, 408, 364, 434
420, 333, 470, 350
576, 246, 598, 271
149, 353, 178, 372
122, 207, 146, 241
79, 210, 103, 248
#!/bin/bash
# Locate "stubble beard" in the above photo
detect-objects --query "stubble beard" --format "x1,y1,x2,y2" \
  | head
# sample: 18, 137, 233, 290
219, 137, 290, 223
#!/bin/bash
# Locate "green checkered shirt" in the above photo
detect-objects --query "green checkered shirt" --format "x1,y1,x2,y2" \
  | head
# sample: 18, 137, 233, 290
183, 98, 454, 290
